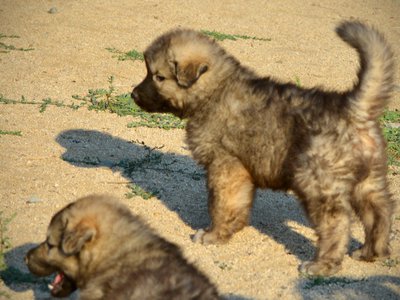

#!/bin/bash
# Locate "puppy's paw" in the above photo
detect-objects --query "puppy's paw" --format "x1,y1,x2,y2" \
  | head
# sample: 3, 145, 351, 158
191, 229, 222, 245
351, 248, 372, 261
351, 247, 389, 262
192, 229, 206, 243
299, 261, 341, 276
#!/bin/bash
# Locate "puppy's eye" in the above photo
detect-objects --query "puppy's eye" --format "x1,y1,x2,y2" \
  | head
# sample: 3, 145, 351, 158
153, 75, 166, 82
46, 240, 56, 249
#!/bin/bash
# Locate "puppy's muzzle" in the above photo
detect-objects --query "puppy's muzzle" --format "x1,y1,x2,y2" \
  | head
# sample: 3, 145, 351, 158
25, 246, 56, 276
131, 89, 139, 102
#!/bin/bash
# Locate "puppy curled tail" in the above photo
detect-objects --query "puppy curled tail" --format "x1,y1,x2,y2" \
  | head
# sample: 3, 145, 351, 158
336, 21, 394, 121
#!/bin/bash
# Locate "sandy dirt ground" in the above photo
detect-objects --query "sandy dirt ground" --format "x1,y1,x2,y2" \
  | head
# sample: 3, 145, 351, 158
1, 0, 399, 299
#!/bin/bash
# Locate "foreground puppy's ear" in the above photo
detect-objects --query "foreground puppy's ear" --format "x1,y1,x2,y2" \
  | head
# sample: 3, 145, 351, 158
61, 221, 97, 255
172, 59, 208, 88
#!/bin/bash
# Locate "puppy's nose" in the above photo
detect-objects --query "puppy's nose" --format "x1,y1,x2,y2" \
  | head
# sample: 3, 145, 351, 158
131, 89, 139, 101
24, 254, 29, 265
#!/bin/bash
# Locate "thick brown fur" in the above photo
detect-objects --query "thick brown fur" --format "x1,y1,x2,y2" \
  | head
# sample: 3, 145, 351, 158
131, 21, 395, 276
25, 195, 219, 299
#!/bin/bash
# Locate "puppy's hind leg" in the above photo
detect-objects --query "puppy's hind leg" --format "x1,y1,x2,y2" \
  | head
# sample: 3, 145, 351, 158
351, 170, 393, 261
192, 157, 255, 244
294, 166, 355, 276
299, 193, 352, 276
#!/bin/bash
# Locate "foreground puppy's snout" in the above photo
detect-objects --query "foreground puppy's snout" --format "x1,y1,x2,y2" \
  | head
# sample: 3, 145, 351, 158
131, 89, 139, 102
25, 247, 35, 265
25, 245, 58, 276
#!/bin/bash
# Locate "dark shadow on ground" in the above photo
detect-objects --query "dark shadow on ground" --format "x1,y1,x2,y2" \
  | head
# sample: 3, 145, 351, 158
297, 274, 400, 300
56, 129, 317, 261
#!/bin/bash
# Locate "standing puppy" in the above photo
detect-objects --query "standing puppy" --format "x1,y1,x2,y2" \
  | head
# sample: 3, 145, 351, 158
26, 195, 219, 299
131, 21, 395, 276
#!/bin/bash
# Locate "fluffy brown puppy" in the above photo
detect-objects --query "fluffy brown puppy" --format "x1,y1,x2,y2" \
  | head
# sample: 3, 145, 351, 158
25, 195, 219, 299
131, 21, 395, 276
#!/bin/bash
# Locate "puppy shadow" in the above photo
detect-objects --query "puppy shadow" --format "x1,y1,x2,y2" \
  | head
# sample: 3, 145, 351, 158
56, 129, 343, 261
297, 275, 400, 300
0, 243, 78, 299
252, 190, 314, 260
56, 129, 210, 229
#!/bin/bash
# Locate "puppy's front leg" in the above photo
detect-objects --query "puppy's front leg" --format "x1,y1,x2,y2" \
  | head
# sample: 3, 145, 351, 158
193, 158, 255, 244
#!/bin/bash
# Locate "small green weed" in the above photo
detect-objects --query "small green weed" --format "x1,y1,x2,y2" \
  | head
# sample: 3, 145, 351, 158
0, 34, 19, 39
294, 76, 302, 88
303, 276, 364, 289
75, 91, 139, 116
0, 33, 34, 53
201, 30, 271, 42
72, 75, 118, 112
106, 47, 144, 62
384, 127, 400, 166
117, 140, 204, 199
0, 95, 36, 105
381, 110, 400, 166
125, 183, 159, 200
382, 257, 399, 268
39, 97, 71, 113
0, 212, 16, 270
213, 260, 233, 271
118, 141, 165, 176
191, 171, 204, 181
0, 94, 84, 113
0, 130, 22, 136
381, 109, 400, 123
127, 112, 185, 130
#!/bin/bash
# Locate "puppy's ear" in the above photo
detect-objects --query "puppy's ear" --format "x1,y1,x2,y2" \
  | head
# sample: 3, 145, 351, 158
171, 59, 208, 88
61, 220, 97, 255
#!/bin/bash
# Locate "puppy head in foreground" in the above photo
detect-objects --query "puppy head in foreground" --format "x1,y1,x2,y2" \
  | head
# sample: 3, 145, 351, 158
132, 21, 395, 277
25, 195, 219, 299
25, 199, 92, 297
25, 196, 124, 297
